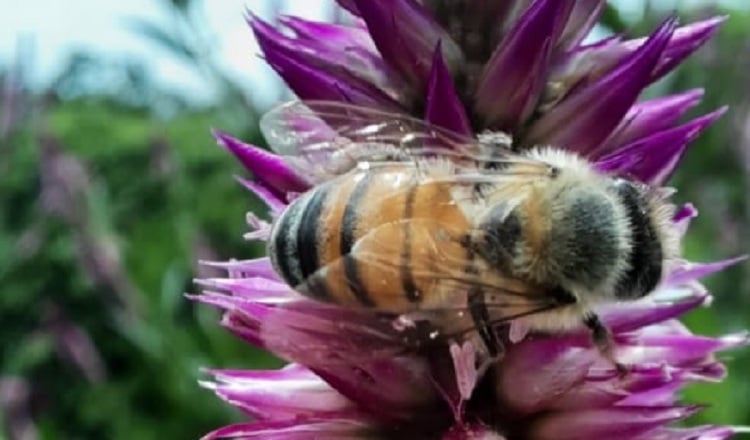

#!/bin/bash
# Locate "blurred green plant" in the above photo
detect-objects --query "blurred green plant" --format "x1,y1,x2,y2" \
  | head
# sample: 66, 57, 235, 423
0, 1, 279, 439
0, 0, 748, 439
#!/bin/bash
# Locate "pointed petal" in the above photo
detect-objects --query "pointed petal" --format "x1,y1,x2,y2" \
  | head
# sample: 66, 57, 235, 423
618, 330, 749, 367
650, 16, 727, 79
353, 0, 463, 90
557, 0, 605, 50
277, 15, 374, 51
674, 203, 698, 223
213, 131, 309, 196
525, 17, 677, 152
545, 17, 723, 110
199, 258, 279, 280
220, 306, 265, 347
666, 256, 747, 286
425, 45, 472, 135
673, 203, 698, 238
599, 289, 708, 334
633, 426, 736, 440
597, 108, 726, 184
251, 17, 403, 110
205, 366, 358, 421
233, 300, 441, 421
195, 276, 293, 303
201, 419, 375, 440
529, 406, 701, 440
475, 0, 570, 130
236, 176, 287, 215
274, 16, 411, 104
598, 89, 704, 155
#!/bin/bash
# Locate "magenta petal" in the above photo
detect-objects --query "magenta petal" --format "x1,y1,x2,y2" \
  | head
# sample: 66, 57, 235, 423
650, 16, 727, 80
594, 152, 642, 174
199, 258, 280, 282
353, 0, 463, 90
278, 15, 375, 51
529, 406, 700, 440
598, 89, 705, 155
557, 0, 605, 50
218, 307, 265, 347
495, 339, 599, 413
213, 131, 309, 196
633, 426, 736, 440
273, 16, 410, 104
597, 107, 726, 184
236, 177, 287, 215
425, 45, 472, 135
673, 203, 698, 239
525, 17, 676, 152
549, 17, 724, 99
599, 291, 708, 334
252, 18, 402, 110
475, 0, 567, 130
667, 256, 747, 287
621, 331, 748, 367
557, 368, 693, 411
201, 419, 374, 440
313, 356, 440, 423
674, 203, 698, 223
617, 373, 688, 407
205, 366, 358, 421
549, 381, 626, 411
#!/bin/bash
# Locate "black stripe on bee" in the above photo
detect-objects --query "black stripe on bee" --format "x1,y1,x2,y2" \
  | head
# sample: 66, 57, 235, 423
271, 194, 308, 287
400, 183, 420, 303
613, 181, 663, 299
340, 173, 376, 306
296, 184, 332, 300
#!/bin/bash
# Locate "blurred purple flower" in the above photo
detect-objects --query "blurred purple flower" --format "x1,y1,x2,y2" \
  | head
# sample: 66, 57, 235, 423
195, 1, 745, 439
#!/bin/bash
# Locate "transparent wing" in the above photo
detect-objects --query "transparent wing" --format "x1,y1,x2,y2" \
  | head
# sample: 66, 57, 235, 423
260, 100, 546, 183
296, 218, 566, 342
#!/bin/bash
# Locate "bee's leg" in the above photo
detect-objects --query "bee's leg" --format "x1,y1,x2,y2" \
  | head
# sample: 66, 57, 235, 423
583, 313, 628, 375
468, 286, 502, 358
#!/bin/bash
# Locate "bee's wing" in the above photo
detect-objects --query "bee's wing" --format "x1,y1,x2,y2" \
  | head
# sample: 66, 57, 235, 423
260, 100, 538, 184
297, 217, 565, 330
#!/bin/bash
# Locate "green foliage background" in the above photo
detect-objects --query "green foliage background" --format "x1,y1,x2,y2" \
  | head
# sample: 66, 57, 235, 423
0, 1, 747, 438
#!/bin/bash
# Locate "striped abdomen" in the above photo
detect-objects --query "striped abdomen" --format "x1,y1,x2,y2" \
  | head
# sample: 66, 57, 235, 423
267, 165, 472, 313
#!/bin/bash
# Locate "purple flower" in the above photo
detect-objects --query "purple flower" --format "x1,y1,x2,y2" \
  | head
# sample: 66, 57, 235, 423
194, 1, 745, 439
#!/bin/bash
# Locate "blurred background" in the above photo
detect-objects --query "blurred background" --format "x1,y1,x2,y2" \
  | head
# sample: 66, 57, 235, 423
0, 0, 748, 439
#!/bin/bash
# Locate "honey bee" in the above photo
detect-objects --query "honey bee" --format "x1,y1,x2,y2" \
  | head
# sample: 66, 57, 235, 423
261, 101, 680, 367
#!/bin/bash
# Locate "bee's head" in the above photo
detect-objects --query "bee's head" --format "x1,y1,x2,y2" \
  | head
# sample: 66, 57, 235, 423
544, 184, 634, 300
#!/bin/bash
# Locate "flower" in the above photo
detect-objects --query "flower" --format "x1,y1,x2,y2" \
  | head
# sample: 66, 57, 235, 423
194, 1, 746, 439
248, 0, 727, 174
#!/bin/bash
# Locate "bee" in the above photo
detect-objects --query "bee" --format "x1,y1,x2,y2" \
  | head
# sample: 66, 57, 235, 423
261, 101, 680, 368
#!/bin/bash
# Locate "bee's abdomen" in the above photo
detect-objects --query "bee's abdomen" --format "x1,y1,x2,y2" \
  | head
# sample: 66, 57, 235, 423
268, 172, 383, 306
267, 182, 332, 296
269, 167, 471, 311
